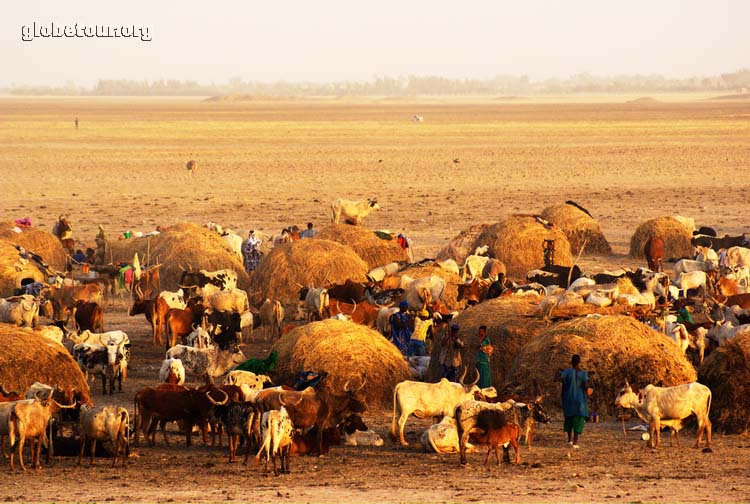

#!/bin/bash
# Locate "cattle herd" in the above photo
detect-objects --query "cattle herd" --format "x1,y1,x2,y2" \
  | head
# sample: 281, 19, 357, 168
1, 203, 749, 476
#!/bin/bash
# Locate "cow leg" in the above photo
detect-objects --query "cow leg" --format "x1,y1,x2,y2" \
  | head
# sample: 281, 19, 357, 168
510, 437, 521, 464
228, 435, 234, 463
674, 429, 681, 448
100, 372, 107, 395
109, 374, 115, 396
16, 436, 26, 471
90, 439, 97, 466
78, 436, 86, 466
161, 420, 170, 447
397, 415, 409, 446
502, 445, 510, 463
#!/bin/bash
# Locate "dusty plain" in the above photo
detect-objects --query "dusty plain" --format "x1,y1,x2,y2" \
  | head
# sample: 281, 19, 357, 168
1, 96, 749, 503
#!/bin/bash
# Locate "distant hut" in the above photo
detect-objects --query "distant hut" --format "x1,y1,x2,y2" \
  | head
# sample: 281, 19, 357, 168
436, 223, 492, 264
540, 202, 611, 255
0, 221, 67, 272
315, 224, 407, 269
629, 217, 694, 261
0, 240, 47, 297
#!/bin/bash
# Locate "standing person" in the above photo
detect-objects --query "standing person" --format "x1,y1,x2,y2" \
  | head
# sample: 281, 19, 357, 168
54, 215, 75, 254
475, 325, 493, 388
299, 222, 317, 239
74, 117, 79, 129
440, 323, 464, 382
243, 230, 262, 273
559, 354, 590, 448
408, 309, 432, 356
390, 301, 412, 356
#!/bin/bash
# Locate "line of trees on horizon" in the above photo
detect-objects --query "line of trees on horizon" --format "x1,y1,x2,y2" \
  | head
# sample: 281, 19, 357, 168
5, 69, 750, 97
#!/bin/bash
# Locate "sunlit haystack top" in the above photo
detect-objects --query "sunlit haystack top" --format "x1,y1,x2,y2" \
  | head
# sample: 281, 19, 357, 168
474, 216, 573, 278
436, 223, 492, 264
0, 324, 90, 403
272, 319, 410, 407
249, 239, 368, 306
512, 316, 697, 414
699, 332, 750, 433
395, 264, 463, 309
629, 216, 694, 260
315, 224, 407, 269
540, 203, 611, 255
108, 222, 249, 291
0, 221, 67, 272
0, 240, 47, 297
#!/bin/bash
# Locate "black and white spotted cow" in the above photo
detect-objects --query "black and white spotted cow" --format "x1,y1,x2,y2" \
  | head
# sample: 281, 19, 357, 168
178, 268, 238, 295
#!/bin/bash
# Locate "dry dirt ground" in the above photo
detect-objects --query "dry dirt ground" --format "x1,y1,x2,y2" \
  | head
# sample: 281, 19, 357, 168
1, 96, 750, 503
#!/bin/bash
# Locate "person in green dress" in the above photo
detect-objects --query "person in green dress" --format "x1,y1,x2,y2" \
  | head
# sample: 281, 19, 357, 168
475, 325, 493, 388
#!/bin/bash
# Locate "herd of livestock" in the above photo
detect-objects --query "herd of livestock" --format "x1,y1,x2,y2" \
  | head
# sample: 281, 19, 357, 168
1, 202, 749, 476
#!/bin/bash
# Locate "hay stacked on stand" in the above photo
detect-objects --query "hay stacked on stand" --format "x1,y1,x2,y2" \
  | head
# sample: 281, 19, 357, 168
540, 203, 612, 255
426, 297, 549, 386
512, 315, 697, 415
315, 224, 408, 269
629, 216, 694, 261
0, 240, 47, 297
395, 264, 462, 309
699, 333, 750, 433
436, 223, 492, 264
108, 222, 249, 291
474, 215, 573, 279
249, 239, 368, 306
0, 221, 67, 272
271, 320, 410, 407
0, 324, 90, 402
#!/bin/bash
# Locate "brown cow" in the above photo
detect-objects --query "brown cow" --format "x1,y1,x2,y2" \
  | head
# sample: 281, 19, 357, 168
74, 300, 104, 333
42, 284, 103, 327
327, 299, 379, 327
164, 297, 205, 350
457, 279, 490, 306
644, 236, 665, 272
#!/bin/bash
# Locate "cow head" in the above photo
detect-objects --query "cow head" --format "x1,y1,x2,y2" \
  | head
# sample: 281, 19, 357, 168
338, 414, 368, 435
614, 380, 639, 408
459, 368, 481, 393
531, 396, 551, 424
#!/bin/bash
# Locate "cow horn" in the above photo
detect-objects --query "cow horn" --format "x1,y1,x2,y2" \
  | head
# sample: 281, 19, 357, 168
206, 388, 229, 406
351, 300, 357, 314
0, 385, 11, 395
458, 366, 467, 384
343, 380, 351, 392
52, 398, 77, 409
357, 374, 367, 391
468, 369, 480, 387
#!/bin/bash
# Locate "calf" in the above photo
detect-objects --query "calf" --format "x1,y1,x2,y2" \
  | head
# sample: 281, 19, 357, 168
258, 299, 283, 342
9, 397, 76, 471
455, 399, 515, 465
470, 409, 521, 465
159, 358, 186, 385
338, 414, 383, 446
78, 404, 129, 467
256, 406, 295, 476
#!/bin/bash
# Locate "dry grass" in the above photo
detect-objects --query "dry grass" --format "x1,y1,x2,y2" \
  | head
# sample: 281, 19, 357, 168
629, 216, 694, 260
436, 223, 492, 264
512, 315, 697, 414
108, 222, 249, 292
475, 216, 573, 278
540, 203, 612, 255
315, 224, 407, 269
699, 332, 750, 434
0, 323, 90, 402
0, 240, 47, 296
0, 221, 67, 271
274, 320, 410, 407
395, 264, 462, 309
249, 239, 368, 306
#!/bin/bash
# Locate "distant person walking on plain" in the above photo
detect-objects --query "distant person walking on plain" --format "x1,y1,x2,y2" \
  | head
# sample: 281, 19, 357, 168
299, 222, 317, 239
558, 354, 590, 448
74, 116, 79, 129
186, 159, 197, 179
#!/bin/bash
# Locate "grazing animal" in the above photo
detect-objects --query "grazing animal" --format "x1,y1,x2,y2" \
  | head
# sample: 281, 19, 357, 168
614, 381, 712, 449
179, 268, 238, 293
455, 399, 515, 465
223, 370, 273, 389
78, 404, 129, 467
470, 409, 521, 465
159, 358, 186, 385
151, 289, 187, 347
74, 339, 129, 395
73, 301, 104, 333
166, 344, 246, 384
675, 270, 710, 298
256, 406, 295, 476
40, 284, 103, 327
330, 198, 381, 225
420, 416, 478, 454
302, 287, 330, 321
8, 397, 76, 471
338, 414, 383, 446
644, 236, 665, 272
258, 299, 283, 341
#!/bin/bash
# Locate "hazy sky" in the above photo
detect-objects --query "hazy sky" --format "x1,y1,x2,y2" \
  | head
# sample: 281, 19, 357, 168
1, 0, 748, 87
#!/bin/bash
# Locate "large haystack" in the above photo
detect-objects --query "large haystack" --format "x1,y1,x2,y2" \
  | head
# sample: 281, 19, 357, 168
512, 316, 697, 415
108, 223, 249, 291
0, 240, 46, 297
540, 203, 611, 255
0, 222, 67, 272
273, 320, 411, 407
629, 217, 694, 260
436, 224, 492, 264
0, 324, 90, 402
315, 224, 407, 269
427, 297, 550, 386
474, 216, 573, 278
396, 264, 462, 309
249, 239, 368, 306
699, 333, 750, 433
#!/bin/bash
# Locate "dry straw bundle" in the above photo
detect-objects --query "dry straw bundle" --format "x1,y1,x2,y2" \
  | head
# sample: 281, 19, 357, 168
427, 297, 550, 386
540, 203, 612, 255
629, 216, 694, 260
273, 320, 411, 407
475, 215, 573, 278
315, 224, 407, 269
512, 315, 697, 415
0, 240, 47, 297
0, 324, 90, 402
249, 239, 368, 306
0, 221, 67, 271
436, 223, 492, 264
396, 264, 463, 309
699, 332, 750, 433
109, 222, 249, 291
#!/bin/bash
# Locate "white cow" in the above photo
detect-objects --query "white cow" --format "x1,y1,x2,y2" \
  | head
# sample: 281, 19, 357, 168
420, 416, 478, 454
400, 275, 446, 309
722, 246, 750, 270
159, 358, 186, 385
304, 287, 330, 321
0, 295, 39, 327
673, 259, 714, 276
330, 198, 381, 225
674, 271, 709, 298
223, 370, 273, 389
376, 306, 400, 336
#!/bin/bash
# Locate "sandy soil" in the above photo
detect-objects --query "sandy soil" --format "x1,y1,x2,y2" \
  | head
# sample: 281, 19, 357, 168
1, 96, 750, 503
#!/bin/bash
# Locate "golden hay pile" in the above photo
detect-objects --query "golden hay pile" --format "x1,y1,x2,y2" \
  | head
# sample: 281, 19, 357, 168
273, 320, 411, 407
315, 224, 407, 269
512, 316, 697, 415
629, 216, 694, 260
109, 223, 249, 291
699, 332, 750, 433
427, 297, 550, 386
0, 324, 90, 402
0, 222, 67, 271
436, 223, 492, 264
249, 239, 368, 306
474, 216, 573, 278
0, 240, 46, 297
396, 264, 462, 309
540, 204, 612, 255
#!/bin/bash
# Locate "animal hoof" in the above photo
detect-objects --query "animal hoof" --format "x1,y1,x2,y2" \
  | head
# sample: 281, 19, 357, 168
702, 447, 713, 454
